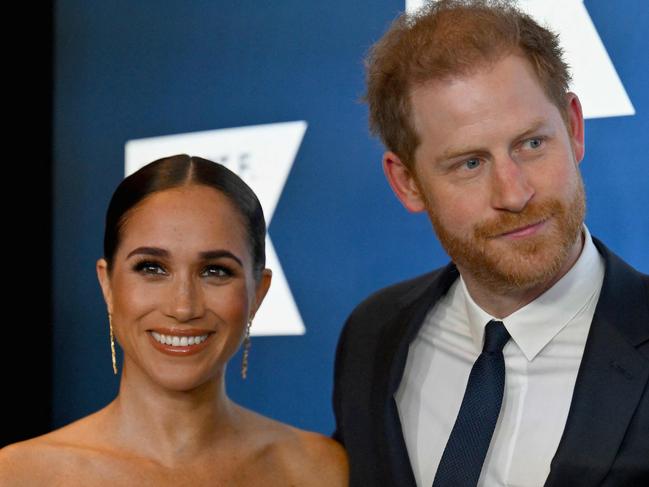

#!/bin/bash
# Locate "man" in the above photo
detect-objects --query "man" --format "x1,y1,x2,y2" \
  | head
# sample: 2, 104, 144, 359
332, 1, 649, 486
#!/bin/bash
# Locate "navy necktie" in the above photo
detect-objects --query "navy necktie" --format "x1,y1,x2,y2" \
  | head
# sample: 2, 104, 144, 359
432, 320, 511, 487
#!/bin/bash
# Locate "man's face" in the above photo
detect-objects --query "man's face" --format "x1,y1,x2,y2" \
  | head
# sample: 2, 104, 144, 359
388, 54, 586, 294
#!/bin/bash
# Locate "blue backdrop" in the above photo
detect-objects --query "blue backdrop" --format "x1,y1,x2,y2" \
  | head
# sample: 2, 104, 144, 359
53, 0, 649, 435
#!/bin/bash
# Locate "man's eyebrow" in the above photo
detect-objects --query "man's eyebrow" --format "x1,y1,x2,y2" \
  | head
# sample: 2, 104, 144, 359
435, 146, 488, 165
435, 119, 549, 164
126, 247, 243, 266
513, 119, 548, 141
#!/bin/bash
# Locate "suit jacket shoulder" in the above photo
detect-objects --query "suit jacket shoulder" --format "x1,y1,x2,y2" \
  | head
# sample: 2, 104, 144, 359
334, 265, 458, 403
339, 268, 450, 346
547, 238, 649, 486
332, 264, 458, 486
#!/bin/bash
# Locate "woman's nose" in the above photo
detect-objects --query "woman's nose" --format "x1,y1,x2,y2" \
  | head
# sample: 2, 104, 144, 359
165, 275, 205, 322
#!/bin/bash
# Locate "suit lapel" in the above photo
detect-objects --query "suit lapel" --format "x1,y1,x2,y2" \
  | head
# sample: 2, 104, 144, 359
372, 264, 459, 487
545, 240, 649, 486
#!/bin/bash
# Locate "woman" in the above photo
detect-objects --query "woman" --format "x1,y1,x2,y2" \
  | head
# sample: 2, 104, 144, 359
0, 155, 348, 486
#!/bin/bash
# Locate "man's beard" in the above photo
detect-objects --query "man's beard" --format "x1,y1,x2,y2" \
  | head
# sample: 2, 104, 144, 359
424, 177, 586, 295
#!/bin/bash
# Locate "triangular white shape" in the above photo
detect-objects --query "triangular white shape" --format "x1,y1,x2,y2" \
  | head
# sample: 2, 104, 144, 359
405, 0, 634, 119
125, 121, 307, 336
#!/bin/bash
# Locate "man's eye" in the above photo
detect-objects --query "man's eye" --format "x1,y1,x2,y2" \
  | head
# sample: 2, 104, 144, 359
525, 138, 543, 149
464, 158, 481, 170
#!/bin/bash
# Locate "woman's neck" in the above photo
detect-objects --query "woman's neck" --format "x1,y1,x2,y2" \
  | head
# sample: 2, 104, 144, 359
103, 361, 240, 466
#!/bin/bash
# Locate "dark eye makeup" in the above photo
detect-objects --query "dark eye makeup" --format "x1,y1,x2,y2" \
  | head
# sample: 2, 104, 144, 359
201, 264, 234, 278
130, 259, 235, 279
132, 259, 166, 275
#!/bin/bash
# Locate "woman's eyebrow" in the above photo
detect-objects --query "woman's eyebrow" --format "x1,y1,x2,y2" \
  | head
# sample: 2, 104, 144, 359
126, 246, 168, 259
126, 246, 243, 266
199, 250, 243, 266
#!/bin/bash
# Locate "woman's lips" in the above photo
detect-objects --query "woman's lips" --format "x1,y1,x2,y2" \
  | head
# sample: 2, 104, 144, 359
146, 328, 214, 356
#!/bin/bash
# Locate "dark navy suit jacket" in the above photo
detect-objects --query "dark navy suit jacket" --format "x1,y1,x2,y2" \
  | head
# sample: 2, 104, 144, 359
333, 239, 649, 486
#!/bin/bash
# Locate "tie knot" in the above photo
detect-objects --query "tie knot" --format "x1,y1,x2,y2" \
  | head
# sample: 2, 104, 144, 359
483, 320, 510, 353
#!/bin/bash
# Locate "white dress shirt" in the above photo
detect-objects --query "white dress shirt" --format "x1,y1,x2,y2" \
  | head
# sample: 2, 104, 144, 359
395, 227, 606, 487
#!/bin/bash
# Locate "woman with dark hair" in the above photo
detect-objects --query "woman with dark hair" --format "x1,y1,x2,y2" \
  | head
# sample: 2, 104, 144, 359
0, 155, 348, 486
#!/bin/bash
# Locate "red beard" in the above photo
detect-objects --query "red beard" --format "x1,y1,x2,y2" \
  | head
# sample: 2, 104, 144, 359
426, 177, 586, 294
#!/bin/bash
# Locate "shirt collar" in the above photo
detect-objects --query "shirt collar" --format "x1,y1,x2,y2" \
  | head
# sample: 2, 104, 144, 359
460, 226, 605, 361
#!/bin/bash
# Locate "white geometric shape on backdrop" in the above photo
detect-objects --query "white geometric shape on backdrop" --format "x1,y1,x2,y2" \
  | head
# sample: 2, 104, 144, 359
125, 121, 308, 336
404, 0, 634, 119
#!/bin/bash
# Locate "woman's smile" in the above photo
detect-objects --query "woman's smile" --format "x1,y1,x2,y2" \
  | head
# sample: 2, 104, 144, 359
147, 329, 215, 356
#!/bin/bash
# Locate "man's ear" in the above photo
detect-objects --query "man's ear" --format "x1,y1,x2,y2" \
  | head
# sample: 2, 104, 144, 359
96, 258, 113, 315
382, 151, 427, 212
565, 92, 585, 164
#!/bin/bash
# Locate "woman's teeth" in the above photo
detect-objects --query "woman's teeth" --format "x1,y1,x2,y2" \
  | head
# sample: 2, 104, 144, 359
150, 332, 208, 346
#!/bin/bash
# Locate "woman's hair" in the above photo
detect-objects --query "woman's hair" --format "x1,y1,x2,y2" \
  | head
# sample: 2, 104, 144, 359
103, 154, 266, 279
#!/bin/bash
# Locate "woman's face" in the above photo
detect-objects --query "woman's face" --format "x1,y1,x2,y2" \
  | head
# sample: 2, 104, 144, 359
96, 184, 271, 391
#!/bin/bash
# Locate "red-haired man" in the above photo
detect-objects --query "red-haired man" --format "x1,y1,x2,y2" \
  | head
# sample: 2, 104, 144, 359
333, 2, 649, 486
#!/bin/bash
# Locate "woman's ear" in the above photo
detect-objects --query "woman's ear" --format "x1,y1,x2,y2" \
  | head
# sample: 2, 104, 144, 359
96, 258, 114, 315
252, 269, 272, 318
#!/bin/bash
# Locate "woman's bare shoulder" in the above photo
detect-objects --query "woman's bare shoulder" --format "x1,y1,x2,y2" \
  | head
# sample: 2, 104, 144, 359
0, 434, 75, 486
237, 408, 348, 486
0, 412, 109, 486
0, 438, 44, 485
285, 429, 349, 485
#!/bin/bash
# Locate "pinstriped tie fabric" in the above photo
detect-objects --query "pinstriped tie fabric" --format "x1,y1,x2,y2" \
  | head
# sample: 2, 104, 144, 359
432, 320, 510, 486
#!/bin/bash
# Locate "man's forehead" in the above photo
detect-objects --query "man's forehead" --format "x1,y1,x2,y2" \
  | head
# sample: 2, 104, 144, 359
409, 55, 555, 122
407, 58, 570, 167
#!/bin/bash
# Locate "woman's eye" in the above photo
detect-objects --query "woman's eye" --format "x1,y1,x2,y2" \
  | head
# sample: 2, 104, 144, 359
202, 265, 232, 278
134, 261, 166, 275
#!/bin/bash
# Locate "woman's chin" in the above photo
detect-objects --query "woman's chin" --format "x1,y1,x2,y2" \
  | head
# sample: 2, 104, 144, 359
142, 363, 224, 393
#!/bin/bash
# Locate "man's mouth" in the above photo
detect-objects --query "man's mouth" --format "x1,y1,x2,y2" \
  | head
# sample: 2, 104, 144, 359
495, 218, 549, 239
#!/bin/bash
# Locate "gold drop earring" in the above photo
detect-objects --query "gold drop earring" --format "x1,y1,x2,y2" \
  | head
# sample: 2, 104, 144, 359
241, 317, 253, 379
109, 313, 118, 375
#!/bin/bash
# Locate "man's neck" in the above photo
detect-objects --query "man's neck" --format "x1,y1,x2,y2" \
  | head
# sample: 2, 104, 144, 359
460, 233, 585, 319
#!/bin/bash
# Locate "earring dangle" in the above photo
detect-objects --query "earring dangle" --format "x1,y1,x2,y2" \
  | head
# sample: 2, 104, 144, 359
109, 314, 118, 375
241, 318, 253, 379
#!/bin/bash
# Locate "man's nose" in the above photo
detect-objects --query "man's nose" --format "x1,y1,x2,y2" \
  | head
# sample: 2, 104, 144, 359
489, 156, 535, 212
165, 275, 205, 322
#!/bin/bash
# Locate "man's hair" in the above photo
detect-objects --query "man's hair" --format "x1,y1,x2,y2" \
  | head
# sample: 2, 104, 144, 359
365, 0, 571, 168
